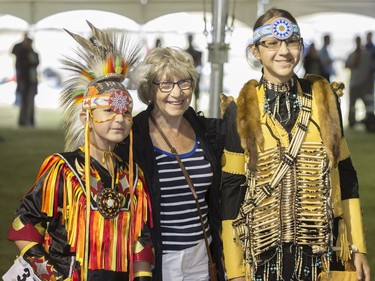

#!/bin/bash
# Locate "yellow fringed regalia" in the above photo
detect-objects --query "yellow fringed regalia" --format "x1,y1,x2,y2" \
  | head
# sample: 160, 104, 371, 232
221, 75, 367, 281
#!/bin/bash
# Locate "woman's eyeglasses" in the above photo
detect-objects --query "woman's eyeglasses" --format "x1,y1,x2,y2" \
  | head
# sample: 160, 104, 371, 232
256, 37, 303, 50
153, 78, 192, 93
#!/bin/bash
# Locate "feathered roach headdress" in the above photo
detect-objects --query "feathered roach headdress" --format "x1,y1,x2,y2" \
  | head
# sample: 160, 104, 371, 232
60, 20, 143, 151
59, 21, 143, 280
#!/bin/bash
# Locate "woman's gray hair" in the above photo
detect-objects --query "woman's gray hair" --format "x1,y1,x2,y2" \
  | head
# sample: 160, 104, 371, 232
135, 47, 198, 105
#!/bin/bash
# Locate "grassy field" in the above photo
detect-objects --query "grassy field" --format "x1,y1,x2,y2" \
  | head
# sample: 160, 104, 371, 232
0, 105, 65, 275
0, 105, 374, 276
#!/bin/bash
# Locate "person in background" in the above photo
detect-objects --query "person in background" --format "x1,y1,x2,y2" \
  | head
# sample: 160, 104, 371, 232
365, 31, 375, 91
220, 7, 370, 281
121, 47, 225, 281
148, 37, 163, 54
365, 31, 375, 64
365, 31, 375, 61
345, 35, 374, 128
5, 22, 153, 281
154, 38, 162, 48
11, 33, 39, 127
318, 34, 335, 82
303, 42, 324, 76
185, 34, 203, 111
365, 31, 375, 129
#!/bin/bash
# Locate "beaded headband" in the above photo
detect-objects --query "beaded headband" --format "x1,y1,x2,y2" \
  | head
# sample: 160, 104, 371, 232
252, 17, 300, 43
60, 21, 143, 151
83, 77, 133, 115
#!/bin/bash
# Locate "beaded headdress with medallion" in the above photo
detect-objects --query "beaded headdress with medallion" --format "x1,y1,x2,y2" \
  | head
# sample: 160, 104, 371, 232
60, 21, 143, 151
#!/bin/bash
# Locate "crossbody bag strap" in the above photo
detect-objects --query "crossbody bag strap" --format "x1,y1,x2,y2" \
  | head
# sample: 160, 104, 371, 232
149, 114, 215, 267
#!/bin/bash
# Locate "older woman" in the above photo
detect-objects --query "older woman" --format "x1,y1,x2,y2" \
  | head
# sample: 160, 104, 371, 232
121, 47, 225, 281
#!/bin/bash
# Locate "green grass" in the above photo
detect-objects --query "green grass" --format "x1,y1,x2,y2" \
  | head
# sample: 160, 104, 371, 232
344, 127, 375, 271
0, 105, 374, 276
0, 105, 65, 275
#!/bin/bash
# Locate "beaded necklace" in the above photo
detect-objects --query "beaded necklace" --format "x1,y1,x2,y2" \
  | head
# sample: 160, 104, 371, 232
79, 145, 124, 219
263, 77, 301, 125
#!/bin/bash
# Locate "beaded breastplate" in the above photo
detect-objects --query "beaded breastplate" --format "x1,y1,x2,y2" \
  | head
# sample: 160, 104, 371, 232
233, 79, 335, 280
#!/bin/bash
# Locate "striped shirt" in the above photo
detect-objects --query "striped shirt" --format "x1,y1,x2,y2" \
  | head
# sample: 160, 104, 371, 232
154, 139, 213, 254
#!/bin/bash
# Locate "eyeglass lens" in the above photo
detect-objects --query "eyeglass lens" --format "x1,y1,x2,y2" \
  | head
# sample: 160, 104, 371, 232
258, 38, 301, 50
157, 79, 192, 92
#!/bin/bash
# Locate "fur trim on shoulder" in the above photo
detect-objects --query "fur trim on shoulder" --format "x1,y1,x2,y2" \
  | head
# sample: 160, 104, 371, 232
220, 93, 235, 117
305, 74, 342, 168
236, 79, 264, 170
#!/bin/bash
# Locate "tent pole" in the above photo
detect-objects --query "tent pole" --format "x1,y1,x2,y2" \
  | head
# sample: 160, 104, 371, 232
208, 0, 229, 118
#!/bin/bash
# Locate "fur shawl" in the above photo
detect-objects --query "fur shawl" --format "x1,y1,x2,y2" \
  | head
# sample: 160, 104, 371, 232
236, 74, 342, 170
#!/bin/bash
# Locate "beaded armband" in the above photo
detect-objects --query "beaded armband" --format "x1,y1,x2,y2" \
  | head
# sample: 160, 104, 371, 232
134, 271, 152, 281
133, 242, 155, 265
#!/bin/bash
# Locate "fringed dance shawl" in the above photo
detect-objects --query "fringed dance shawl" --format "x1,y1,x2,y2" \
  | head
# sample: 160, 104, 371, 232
36, 151, 149, 273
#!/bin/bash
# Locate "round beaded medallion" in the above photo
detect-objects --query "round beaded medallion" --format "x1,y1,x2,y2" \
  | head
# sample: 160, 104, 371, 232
97, 188, 122, 218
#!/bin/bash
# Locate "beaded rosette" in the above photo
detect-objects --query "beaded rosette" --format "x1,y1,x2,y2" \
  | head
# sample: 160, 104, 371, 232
252, 17, 300, 43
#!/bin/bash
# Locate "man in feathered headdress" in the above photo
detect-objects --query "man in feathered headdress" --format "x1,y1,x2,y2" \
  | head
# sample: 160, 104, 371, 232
5, 21, 154, 281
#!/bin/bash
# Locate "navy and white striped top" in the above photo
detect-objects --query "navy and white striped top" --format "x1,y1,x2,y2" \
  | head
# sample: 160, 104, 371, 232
154, 139, 213, 254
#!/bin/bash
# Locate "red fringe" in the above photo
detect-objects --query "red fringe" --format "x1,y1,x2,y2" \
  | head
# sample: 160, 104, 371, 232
38, 154, 150, 274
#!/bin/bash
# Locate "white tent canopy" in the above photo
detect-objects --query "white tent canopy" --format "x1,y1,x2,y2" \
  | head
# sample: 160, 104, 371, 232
0, 1, 374, 116
0, 0, 374, 26
36, 10, 140, 32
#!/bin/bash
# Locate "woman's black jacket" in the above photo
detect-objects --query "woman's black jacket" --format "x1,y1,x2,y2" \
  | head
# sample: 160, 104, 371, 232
118, 104, 225, 281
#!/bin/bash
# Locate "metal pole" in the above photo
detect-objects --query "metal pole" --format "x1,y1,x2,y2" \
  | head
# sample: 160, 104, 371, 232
208, 0, 229, 118
257, 0, 268, 17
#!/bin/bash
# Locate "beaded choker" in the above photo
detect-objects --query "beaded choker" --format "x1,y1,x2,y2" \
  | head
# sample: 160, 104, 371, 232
263, 77, 300, 124
263, 77, 295, 93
